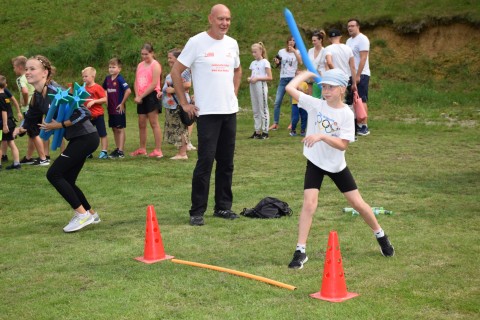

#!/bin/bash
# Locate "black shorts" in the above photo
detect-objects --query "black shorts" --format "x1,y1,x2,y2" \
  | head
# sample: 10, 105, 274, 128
303, 160, 357, 193
108, 114, 126, 128
90, 115, 107, 138
137, 91, 161, 115
1, 119, 16, 141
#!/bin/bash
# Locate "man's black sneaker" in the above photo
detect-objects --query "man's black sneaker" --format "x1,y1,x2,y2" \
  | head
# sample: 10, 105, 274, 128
377, 234, 395, 257
288, 250, 308, 269
20, 156, 35, 165
249, 132, 260, 139
260, 132, 269, 139
189, 216, 205, 226
109, 148, 119, 158
32, 158, 50, 166
213, 209, 239, 220
1, 155, 8, 162
117, 150, 125, 158
6, 163, 21, 170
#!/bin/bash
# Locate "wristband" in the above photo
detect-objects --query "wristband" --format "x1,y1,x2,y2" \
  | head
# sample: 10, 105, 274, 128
61, 121, 66, 129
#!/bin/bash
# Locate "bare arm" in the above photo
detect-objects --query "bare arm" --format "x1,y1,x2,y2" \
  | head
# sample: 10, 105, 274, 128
286, 71, 315, 102
349, 57, 357, 92
10, 96, 22, 120
355, 51, 368, 83
171, 61, 198, 118
233, 66, 242, 96
326, 55, 334, 70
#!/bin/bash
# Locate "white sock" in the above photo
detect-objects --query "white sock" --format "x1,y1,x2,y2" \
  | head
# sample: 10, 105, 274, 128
374, 229, 385, 238
296, 244, 306, 253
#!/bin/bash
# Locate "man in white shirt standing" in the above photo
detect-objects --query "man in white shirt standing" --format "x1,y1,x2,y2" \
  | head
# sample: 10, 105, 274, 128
347, 19, 371, 136
171, 4, 242, 226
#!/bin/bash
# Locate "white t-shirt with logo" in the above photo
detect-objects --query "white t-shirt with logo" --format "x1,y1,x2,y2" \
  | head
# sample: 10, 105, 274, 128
324, 44, 354, 77
346, 33, 370, 76
249, 58, 271, 78
299, 93, 355, 173
278, 48, 300, 78
178, 32, 240, 115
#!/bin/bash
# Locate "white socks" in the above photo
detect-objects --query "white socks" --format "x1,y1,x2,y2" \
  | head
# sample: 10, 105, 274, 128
374, 229, 385, 238
296, 244, 306, 253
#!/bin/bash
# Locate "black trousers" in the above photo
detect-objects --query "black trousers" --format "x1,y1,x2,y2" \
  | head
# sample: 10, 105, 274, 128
190, 113, 236, 216
46, 132, 99, 210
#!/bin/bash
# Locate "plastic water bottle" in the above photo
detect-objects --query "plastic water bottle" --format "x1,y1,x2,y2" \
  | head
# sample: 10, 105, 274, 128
373, 208, 393, 215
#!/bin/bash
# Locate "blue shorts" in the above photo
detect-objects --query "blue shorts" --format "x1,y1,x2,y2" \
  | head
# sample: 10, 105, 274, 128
108, 114, 126, 128
137, 91, 161, 115
357, 75, 370, 102
91, 115, 107, 138
304, 160, 357, 193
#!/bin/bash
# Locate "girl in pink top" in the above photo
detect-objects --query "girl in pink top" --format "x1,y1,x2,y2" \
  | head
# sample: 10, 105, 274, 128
131, 43, 163, 158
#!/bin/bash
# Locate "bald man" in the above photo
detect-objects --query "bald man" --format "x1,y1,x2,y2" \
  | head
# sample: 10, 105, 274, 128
171, 4, 242, 226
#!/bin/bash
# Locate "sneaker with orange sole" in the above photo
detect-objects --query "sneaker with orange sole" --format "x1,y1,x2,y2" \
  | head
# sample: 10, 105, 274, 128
130, 148, 147, 156
149, 149, 164, 158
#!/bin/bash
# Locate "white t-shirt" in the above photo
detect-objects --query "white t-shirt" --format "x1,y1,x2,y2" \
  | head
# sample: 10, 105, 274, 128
346, 33, 370, 76
249, 58, 271, 78
324, 44, 354, 77
299, 93, 355, 173
278, 48, 299, 78
308, 47, 324, 73
178, 31, 240, 115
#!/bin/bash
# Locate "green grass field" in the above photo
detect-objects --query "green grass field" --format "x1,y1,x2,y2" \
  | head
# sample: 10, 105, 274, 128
1, 1, 479, 319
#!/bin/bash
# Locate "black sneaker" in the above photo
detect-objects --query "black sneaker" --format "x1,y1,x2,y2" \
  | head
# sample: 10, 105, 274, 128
87, 154, 93, 159
249, 132, 260, 139
117, 150, 125, 158
260, 132, 269, 139
1, 155, 8, 162
20, 156, 35, 165
377, 234, 395, 257
109, 148, 119, 158
288, 250, 308, 269
189, 216, 205, 226
213, 209, 239, 220
6, 163, 21, 170
32, 158, 50, 166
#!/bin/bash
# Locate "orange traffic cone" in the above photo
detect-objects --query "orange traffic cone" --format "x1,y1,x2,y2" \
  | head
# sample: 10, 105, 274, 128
135, 205, 174, 264
310, 231, 358, 302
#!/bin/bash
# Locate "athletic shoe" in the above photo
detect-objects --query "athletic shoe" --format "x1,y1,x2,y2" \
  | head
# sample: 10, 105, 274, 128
87, 154, 93, 159
63, 212, 94, 233
377, 234, 395, 257
117, 150, 125, 158
189, 216, 205, 226
213, 209, 238, 220
91, 212, 101, 224
98, 151, 109, 159
5, 163, 21, 170
289, 130, 297, 137
148, 149, 163, 158
269, 123, 278, 131
20, 156, 35, 165
1, 155, 8, 162
130, 148, 147, 156
249, 131, 260, 139
288, 250, 309, 269
109, 148, 119, 158
300, 131, 306, 137
32, 158, 50, 166
260, 132, 269, 139
357, 125, 370, 136
187, 143, 197, 151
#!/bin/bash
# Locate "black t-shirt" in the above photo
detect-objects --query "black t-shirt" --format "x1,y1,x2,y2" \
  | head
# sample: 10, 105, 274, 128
0, 92, 14, 119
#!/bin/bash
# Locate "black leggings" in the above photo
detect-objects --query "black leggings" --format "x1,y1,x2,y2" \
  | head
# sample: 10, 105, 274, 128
46, 132, 99, 210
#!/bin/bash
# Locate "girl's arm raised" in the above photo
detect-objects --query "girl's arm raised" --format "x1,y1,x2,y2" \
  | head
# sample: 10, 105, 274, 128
286, 71, 316, 102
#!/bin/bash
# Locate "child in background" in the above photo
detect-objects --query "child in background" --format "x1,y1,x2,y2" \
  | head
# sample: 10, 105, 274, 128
247, 42, 272, 139
102, 58, 131, 158
290, 71, 308, 137
285, 69, 394, 269
82, 67, 108, 159
0, 76, 21, 170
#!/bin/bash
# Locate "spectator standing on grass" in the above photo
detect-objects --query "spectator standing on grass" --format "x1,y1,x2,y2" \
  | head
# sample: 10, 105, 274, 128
247, 41, 272, 140
0, 75, 21, 170
82, 67, 108, 159
102, 58, 131, 158
284, 69, 394, 270
347, 18, 371, 136
162, 48, 191, 160
269, 36, 302, 131
14, 55, 101, 232
308, 30, 327, 98
131, 43, 163, 158
289, 71, 308, 137
171, 3, 242, 226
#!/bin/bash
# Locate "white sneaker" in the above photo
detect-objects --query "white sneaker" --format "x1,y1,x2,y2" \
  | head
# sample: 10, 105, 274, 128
187, 143, 197, 151
91, 212, 101, 224
63, 212, 94, 233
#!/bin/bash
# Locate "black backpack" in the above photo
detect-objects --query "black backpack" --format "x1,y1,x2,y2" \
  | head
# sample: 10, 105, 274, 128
240, 197, 293, 219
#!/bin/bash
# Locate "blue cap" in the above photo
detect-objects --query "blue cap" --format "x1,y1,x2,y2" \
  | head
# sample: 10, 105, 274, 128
320, 69, 349, 87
